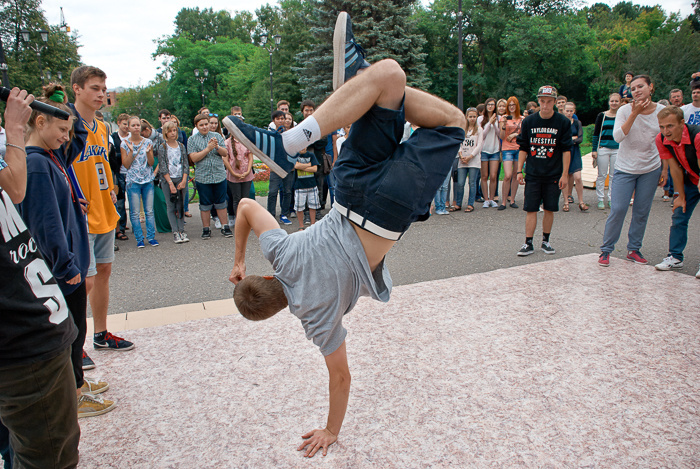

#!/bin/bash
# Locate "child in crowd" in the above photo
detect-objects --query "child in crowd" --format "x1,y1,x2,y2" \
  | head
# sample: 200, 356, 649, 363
18, 83, 114, 418
293, 148, 318, 230
157, 121, 189, 243
121, 116, 158, 248
209, 114, 222, 135
498, 96, 523, 209
563, 102, 588, 211
223, 133, 254, 226
457, 107, 483, 212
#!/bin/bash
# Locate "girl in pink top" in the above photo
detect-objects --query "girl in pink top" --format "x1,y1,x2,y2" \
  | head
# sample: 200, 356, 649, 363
223, 136, 254, 224
498, 96, 523, 209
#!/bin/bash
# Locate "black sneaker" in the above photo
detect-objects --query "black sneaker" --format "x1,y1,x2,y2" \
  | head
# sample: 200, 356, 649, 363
541, 241, 556, 254
333, 12, 371, 90
82, 350, 96, 370
221, 225, 233, 238
94, 331, 134, 351
201, 227, 211, 239
517, 243, 534, 256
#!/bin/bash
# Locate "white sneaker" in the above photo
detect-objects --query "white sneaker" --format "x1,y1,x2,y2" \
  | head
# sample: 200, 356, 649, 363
654, 256, 683, 271
228, 217, 235, 227
180, 231, 189, 243
214, 217, 222, 229
490, 200, 499, 208
483, 201, 491, 208
173, 232, 183, 244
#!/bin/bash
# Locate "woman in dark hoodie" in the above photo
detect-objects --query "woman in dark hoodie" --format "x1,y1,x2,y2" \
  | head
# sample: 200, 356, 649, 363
18, 83, 114, 418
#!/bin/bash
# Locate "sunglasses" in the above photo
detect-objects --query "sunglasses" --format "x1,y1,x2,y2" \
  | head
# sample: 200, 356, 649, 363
209, 113, 218, 117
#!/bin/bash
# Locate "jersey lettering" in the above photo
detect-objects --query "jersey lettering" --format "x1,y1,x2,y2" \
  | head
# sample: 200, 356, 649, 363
77, 144, 108, 163
24, 258, 69, 325
0, 190, 28, 242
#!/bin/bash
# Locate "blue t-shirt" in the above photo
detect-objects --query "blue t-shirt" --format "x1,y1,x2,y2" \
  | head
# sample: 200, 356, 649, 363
324, 131, 336, 155
294, 153, 320, 190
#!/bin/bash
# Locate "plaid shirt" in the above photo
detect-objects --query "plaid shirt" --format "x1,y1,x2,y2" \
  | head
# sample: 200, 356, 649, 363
187, 131, 226, 184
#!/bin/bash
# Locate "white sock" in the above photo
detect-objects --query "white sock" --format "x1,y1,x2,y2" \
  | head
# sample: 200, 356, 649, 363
281, 116, 321, 154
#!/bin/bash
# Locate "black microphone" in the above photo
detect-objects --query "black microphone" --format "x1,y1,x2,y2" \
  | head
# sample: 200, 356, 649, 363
0, 86, 71, 120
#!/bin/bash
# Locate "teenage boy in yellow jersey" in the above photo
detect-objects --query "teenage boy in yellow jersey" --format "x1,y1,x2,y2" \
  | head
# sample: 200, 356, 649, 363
70, 66, 135, 357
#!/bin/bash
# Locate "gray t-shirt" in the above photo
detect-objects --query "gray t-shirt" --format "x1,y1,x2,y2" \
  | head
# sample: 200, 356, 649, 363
260, 208, 392, 356
613, 102, 664, 174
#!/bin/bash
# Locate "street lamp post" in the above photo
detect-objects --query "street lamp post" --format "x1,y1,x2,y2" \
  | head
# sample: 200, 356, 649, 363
21, 29, 49, 85
194, 69, 208, 107
260, 33, 282, 115
457, 0, 464, 112
0, 36, 10, 87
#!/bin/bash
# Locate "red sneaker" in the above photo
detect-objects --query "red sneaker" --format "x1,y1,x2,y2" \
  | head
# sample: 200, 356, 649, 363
626, 250, 648, 265
598, 252, 610, 267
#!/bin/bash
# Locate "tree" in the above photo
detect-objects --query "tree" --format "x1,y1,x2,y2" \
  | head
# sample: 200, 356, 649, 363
295, 0, 430, 106
0, 0, 80, 94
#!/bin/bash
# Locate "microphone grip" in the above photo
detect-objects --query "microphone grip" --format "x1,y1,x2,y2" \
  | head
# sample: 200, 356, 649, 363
0, 87, 71, 120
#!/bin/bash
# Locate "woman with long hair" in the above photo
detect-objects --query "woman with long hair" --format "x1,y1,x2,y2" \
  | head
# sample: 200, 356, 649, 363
591, 93, 621, 209
599, 75, 665, 266
562, 102, 588, 211
498, 96, 523, 210
456, 108, 483, 212
479, 98, 500, 208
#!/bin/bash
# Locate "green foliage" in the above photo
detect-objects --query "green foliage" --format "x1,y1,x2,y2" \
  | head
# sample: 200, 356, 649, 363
0, 0, 81, 95
295, 0, 430, 106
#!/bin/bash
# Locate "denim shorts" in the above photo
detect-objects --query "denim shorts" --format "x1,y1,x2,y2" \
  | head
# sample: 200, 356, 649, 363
196, 179, 228, 211
88, 230, 115, 277
333, 97, 465, 239
502, 150, 518, 162
481, 151, 500, 162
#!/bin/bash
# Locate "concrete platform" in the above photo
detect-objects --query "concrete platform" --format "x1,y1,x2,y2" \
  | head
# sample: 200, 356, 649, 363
78, 254, 699, 468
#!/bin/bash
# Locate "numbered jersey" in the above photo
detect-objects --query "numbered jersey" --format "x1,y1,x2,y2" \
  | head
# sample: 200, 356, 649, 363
70, 113, 119, 234
0, 189, 77, 367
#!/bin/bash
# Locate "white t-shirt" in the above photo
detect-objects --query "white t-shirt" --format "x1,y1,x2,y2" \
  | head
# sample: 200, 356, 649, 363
613, 103, 664, 174
682, 103, 700, 126
458, 127, 484, 169
477, 115, 500, 154
336, 136, 347, 155
166, 144, 183, 179
0, 127, 6, 158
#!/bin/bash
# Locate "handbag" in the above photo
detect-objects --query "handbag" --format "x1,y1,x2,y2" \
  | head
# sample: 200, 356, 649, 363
322, 152, 333, 175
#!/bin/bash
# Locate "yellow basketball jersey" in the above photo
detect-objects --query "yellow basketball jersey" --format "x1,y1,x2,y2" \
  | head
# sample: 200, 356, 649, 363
70, 117, 119, 234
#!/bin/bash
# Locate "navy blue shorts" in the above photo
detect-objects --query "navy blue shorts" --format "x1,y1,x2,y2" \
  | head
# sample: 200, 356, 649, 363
332, 98, 464, 239
196, 180, 228, 211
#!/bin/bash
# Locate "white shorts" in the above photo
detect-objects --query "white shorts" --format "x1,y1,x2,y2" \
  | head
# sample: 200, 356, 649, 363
294, 187, 320, 212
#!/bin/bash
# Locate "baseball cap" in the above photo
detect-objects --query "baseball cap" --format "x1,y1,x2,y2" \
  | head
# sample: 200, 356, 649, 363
537, 85, 558, 98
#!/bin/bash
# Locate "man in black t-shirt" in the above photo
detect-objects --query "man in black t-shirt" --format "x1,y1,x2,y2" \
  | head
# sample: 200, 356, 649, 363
0, 88, 80, 468
515, 85, 572, 256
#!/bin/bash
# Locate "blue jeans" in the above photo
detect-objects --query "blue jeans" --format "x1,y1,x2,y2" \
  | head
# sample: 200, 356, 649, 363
433, 171, 451, 212
127, 181, 156, 243
601, 167, 662, 253
326, 172, 336, 206
457, 167, 480, 208
267, 171, 294, 217
663, 167, 674, 193
668, 183, 699, 261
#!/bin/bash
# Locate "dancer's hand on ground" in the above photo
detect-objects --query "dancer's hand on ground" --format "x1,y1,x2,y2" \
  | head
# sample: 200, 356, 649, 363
229, 263, 246, 284
673, 195, 686, 213
298, 428, 337, 458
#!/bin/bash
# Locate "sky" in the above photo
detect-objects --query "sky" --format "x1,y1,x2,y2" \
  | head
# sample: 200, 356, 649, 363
41, 0, 694, 90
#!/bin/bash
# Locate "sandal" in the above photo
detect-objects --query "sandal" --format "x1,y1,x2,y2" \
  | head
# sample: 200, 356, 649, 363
579, 202, 589, 211
449, 206, 461, 212
184, 212, 192, 218
464, 206, 474, 212
567, 195, 574, 204
115, 232, 129, 241
563, 203, 570, 212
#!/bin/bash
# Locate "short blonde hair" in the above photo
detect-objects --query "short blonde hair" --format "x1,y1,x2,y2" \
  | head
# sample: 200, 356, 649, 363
162, 121, 179, 137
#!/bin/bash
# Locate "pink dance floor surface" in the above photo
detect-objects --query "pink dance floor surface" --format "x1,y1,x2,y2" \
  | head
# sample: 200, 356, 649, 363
78, 254, 700, 468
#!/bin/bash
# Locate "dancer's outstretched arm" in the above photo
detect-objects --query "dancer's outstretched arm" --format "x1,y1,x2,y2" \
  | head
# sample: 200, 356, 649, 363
229, 199, 279, 284
298, 341, 351, 458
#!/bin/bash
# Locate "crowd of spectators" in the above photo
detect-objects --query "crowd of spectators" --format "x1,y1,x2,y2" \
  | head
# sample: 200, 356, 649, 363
0, 61, 699, 467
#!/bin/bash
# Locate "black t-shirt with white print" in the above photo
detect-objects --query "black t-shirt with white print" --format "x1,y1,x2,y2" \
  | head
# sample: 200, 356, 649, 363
0, 188, 76, 368
517, 111, 572, 181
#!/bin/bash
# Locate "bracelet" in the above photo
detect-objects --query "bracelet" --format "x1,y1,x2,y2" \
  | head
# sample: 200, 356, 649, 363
6, 143, 26, 154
